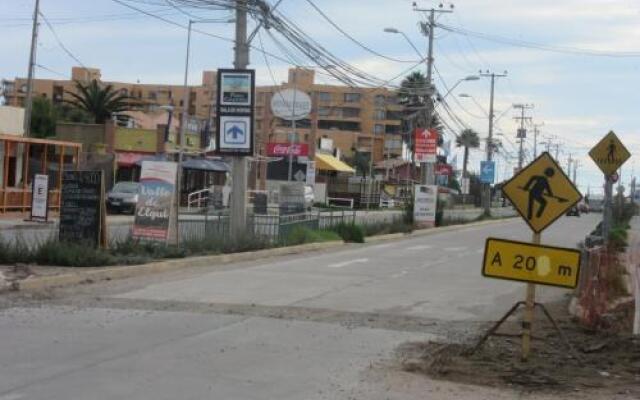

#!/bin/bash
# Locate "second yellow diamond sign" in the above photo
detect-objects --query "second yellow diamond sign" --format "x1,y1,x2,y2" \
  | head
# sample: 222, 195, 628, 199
503, 152, 582, 233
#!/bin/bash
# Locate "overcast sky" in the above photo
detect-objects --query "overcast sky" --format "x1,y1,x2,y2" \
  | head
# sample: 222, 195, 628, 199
2, 0, 639, 195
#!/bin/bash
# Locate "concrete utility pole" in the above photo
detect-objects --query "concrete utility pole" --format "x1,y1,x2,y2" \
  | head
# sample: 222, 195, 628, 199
532, 123, 543, 158
566, 153, 572, 178
413, 3, 453, 186
479, 71, 507, 214
572, 159, 579, 184
513, 103, 533, 170
23, 0, 41, 138
230, 0, 250, 237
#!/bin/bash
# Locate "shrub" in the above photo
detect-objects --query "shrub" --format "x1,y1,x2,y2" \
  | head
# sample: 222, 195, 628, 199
34, 240, 116, 267
333, 223, 365, 243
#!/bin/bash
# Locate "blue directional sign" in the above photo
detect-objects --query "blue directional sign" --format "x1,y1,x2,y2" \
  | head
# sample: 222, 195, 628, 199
480, 160, 495, 183
224, 120, 247, 144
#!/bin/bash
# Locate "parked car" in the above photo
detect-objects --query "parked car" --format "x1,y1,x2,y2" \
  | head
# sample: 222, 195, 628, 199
578, 201, 590, 214
566, 206, 580, 217
106, 181, 140, 214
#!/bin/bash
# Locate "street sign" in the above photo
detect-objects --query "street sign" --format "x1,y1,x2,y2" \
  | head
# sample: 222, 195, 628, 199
415, 128, 438, 163
461, 177, 470, 195
480, 161, 495, 184
270, 88, 312, 120
413, 184, 438, 227
215, 69, 255, 156
30, 174, 49, 222
502, 152, 582, 233
482, 238, 581, 289
589, 131, 630, 176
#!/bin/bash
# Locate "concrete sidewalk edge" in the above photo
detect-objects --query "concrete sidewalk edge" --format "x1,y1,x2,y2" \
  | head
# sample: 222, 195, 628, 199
364, 217, 517, 243
15, 241, 345, 292
12, 217, 516, 293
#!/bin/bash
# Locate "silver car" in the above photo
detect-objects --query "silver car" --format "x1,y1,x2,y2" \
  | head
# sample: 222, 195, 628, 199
106, 182, 140, 214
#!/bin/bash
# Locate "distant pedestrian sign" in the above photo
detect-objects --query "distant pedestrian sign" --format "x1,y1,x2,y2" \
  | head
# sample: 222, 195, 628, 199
502, 152, 582, 233
482, 238, 581, 289
589, 131, 630, 176
480, 161, 495, 183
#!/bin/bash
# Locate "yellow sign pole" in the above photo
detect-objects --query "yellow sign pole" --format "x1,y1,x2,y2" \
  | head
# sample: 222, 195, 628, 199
521, 232, 540, 361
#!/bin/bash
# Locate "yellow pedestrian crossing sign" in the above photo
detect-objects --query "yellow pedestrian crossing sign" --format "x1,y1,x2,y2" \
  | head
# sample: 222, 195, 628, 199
589, 131, 631, 176
502, 152, 582, 233
482, 238, 581, 288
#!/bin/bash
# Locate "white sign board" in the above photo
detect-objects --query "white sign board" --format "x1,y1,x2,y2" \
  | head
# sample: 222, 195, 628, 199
133, 161, 178, 243
219, 71, 253, 107
306, 161, 316, 185
30, 174, 49, 221
414, 184, 438, 226
461, 177, 470, 195
270, 88, 312, 121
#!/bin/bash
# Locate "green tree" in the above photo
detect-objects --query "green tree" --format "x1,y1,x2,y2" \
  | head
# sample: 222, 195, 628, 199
455, 128, 480, 178
65, 79, 132, 124
30, 96, 57, 138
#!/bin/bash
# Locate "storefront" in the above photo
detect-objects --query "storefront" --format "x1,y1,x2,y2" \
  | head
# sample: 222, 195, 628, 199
0, 134, 81, 213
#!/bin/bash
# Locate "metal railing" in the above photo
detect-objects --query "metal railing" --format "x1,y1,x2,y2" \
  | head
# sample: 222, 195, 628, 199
187, 188, 210, 211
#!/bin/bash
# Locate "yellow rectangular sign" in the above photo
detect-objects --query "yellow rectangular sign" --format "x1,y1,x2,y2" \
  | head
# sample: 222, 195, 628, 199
482, 238, 581, 289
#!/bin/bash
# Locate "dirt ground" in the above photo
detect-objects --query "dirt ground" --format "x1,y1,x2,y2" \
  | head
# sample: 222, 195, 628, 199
393, 300, 640, 397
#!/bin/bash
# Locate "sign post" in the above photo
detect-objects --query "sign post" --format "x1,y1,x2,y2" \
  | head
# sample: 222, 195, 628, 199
29, 173, 49, 223
475, 152, 582, 361
413, 184, 438, 228
589, 131, 631, 243
216, 69, 255, 238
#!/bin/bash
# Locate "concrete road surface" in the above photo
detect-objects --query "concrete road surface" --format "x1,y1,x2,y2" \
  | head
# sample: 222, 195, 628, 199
0, 215, 602, 400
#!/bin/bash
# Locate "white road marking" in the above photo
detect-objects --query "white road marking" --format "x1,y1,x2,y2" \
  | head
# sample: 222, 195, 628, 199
391, 270, 408, 278
443, 246, 467, 252
405, 245, 433, 251
0, 394, 26, 400
328, 258, 369, 268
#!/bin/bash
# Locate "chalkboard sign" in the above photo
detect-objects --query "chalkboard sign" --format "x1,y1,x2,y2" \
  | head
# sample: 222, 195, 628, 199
59, 170, 107, 247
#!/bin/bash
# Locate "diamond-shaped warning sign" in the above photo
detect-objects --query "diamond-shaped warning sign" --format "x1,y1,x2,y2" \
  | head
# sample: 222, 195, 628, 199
503, 152, 582, 233
589, 131, 631, 176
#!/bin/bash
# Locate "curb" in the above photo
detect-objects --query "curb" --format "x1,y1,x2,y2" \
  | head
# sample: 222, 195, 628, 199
364, 217, 517, 243
12, 217, 516, 293
15, 241, 345, 292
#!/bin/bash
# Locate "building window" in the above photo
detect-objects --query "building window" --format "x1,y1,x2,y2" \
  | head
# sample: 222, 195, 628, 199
374, 124, 384, 135
374, 94, 385, 106
318, 107, 331, 116
344, 92, 361, 103
318, 92, 331, 102
342, 107, 360, 118
374, 109, 385, 120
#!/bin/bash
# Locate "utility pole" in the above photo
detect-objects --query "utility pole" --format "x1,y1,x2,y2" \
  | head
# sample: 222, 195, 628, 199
513, 103, 533, 170
413, 3, 453, 186
479, 70, 507, 215
572, 159, 579, 184
230, 0, 250, 237
23, 0, 41, 137
532, 122, 543, 158
566, 153, 572, 178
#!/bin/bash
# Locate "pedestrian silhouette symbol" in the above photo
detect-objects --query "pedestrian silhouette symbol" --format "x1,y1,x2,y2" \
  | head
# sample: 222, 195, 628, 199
520, 168, 568, 220
607, 139, 616, 162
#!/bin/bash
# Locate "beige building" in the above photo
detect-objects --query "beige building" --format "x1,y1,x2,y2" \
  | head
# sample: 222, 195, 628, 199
255, 68, 403, 163
2, 66, 405, 165
2, 67, 216, 121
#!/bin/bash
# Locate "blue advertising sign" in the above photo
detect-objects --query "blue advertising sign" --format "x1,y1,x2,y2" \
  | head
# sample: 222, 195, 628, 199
480, 161, 495, 184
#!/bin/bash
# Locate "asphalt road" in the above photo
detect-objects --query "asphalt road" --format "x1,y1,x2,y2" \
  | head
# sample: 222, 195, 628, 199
0, 214, 601, 400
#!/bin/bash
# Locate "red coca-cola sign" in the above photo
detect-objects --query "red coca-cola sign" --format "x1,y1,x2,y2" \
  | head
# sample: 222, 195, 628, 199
436, 163, 453, 176
267, 143, 309, 156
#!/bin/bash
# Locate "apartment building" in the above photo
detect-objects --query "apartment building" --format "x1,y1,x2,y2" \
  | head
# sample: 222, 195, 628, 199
2, 67, 217, 121
2, 67, 405, 163
255, 68, 403, 163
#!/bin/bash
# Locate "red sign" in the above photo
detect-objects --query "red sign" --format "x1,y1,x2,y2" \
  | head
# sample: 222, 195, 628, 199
415, 128, 438, 163
436, 163, 453, 176
266, 143, 309, 156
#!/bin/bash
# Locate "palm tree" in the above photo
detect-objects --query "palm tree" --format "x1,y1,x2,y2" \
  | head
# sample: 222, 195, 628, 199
456, 128, 480, 178
65, 80, 132, 124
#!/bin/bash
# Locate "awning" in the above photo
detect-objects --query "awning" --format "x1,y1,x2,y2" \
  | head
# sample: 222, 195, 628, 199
182, 158, 229, 172
315, 153, 355, 173
117, 152, 146, 167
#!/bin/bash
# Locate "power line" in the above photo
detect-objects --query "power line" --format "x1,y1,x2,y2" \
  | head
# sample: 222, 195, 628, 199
39, 12, 88, 69
438, 22, 640, 58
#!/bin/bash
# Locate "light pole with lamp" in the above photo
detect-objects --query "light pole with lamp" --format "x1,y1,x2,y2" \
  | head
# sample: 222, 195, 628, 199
177, 18, 234, 243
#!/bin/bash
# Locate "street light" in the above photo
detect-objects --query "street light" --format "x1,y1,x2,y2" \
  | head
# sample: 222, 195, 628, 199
383, 27, 423, 60
458, 93, 489, 117
438, 75, 479, 102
